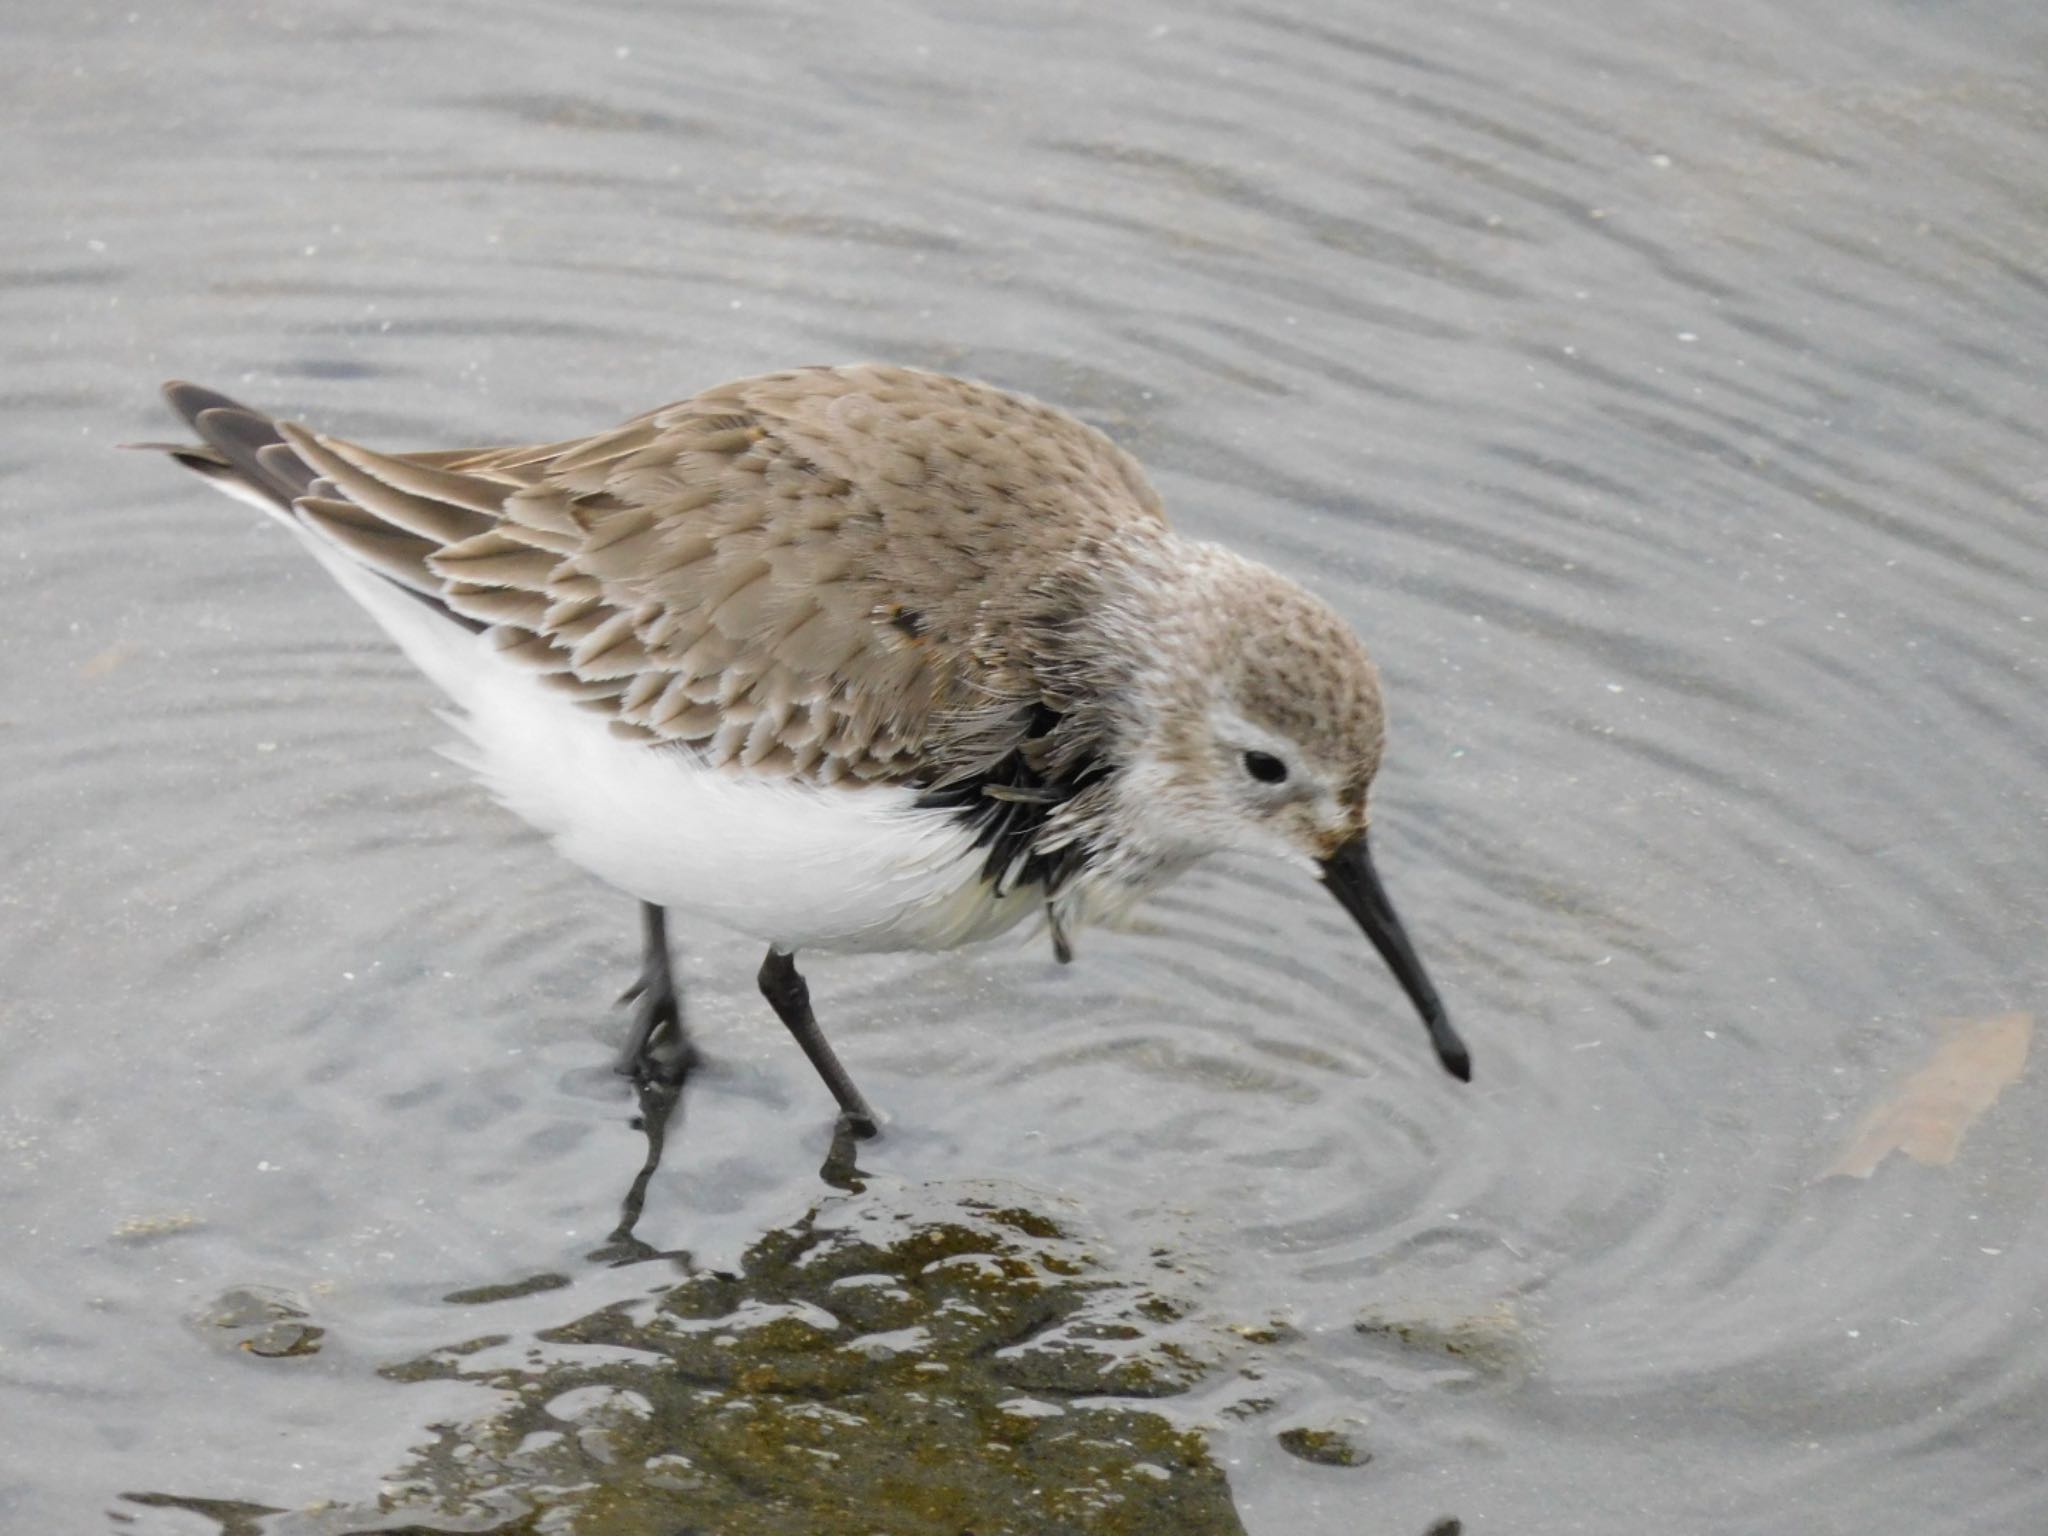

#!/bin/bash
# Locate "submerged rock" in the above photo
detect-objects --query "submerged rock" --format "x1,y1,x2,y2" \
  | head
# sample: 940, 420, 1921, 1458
1275, 1424, 1370, 1467
1353, 1298, 1530, 1388
150, 1181, 1242, 1535
187, 1286, 325, 1360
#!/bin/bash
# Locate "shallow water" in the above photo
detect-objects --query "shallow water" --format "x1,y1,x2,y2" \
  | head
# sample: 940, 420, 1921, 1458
5, 1, 2047, 1531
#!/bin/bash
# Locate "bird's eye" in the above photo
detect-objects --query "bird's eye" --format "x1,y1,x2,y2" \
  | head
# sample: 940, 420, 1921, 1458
1242, 750, 1289, 785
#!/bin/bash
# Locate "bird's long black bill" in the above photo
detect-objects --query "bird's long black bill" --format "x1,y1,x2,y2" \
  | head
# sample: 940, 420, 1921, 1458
1318, 835, 1470, 1082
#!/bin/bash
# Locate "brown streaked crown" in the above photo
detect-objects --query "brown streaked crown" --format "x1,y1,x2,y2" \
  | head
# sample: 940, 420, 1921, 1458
1219, 571, 1387, 808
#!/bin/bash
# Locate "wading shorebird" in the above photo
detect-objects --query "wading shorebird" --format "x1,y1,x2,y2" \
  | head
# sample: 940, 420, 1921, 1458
146, 365, 1468, 1138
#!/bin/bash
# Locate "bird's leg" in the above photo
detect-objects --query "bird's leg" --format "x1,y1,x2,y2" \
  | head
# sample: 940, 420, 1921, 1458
757, 948, 880, 1139
616, 903, 697, 1088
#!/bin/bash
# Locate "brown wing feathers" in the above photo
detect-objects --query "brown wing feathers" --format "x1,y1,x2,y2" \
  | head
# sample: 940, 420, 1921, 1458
156, 368, 1164, 800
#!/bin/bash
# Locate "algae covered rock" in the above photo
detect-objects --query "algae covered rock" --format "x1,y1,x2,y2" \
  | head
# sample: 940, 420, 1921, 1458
187, 1286, 326, 1360
206, 1180, 1242, 1536
1275, 1423, 1370, 1467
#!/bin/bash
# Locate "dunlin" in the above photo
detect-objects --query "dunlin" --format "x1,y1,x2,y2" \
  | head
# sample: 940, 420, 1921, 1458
148, 365, 1467, 1136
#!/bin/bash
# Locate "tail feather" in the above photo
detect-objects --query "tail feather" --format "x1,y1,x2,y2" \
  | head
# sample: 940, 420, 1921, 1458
145, 381, 488, 646
161, 382, 310, 510
256, 440, 317, 501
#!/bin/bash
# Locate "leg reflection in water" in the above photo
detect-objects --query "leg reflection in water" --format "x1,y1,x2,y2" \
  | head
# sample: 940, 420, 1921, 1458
590, 1064, 875, 1265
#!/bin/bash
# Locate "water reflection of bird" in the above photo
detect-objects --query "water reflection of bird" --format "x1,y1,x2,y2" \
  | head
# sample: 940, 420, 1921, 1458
145, 365, 1467, 1137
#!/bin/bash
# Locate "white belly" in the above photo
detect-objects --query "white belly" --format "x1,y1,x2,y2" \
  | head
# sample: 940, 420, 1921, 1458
454, 646, 1041, 953
280, 538, 1062, 954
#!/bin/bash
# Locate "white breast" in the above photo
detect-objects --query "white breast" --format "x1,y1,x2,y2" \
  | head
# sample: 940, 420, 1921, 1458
238, 520, 1051, 952
467, 665, 1043, 952
310, 549, 1028, 954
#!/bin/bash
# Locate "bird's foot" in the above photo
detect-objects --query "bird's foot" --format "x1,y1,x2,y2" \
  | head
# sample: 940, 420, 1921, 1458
615, 974, 697, 1089
820, 1111, 879, 1191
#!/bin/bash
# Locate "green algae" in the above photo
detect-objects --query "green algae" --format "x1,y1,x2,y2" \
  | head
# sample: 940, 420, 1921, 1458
350, 1182, 1238, 1535
120, 1182, 1513, 1535
1275, 1424, 1370, 1467
442, 1273, 573, 1307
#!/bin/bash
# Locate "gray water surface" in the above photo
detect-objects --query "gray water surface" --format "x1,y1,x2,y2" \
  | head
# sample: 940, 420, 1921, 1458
5, 2, 2047, 1532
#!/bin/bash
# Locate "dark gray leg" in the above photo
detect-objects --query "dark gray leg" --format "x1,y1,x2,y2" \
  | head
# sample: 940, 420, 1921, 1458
757, 948, 879, 1137
617, 903, 697, 1088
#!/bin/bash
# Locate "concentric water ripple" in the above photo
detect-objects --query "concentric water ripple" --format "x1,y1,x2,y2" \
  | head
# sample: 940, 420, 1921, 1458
4, 1, 2046, 1532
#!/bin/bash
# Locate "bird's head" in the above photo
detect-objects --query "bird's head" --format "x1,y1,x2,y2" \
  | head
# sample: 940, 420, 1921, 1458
1107, 547, 1470, 1081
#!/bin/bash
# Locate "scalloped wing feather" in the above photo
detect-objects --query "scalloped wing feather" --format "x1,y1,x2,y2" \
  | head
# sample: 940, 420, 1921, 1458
281, 365, 1167, 786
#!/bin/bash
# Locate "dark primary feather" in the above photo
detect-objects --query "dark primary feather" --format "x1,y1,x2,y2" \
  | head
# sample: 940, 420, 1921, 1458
156, 382, 485, 634
162, 382, 312, 508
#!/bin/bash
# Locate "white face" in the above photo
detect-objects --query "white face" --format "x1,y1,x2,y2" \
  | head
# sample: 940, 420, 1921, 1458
1204, 703, 1361, 864
1109, 704, 1366, 876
